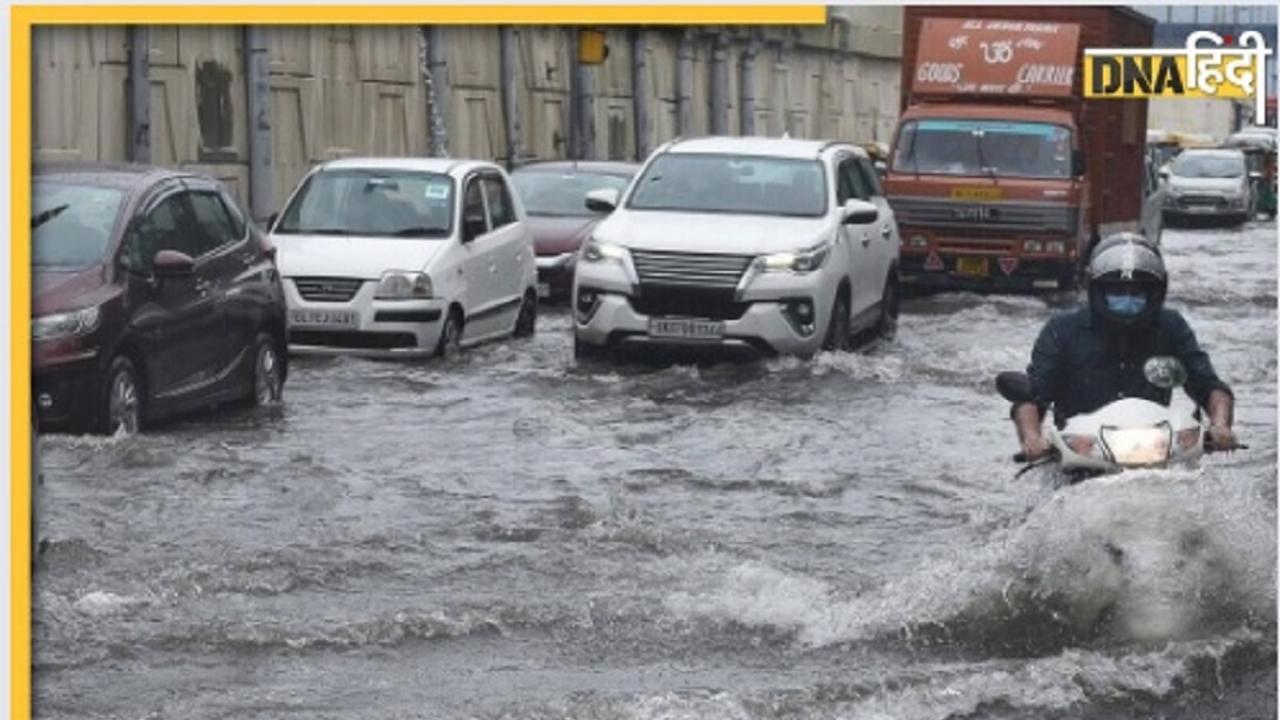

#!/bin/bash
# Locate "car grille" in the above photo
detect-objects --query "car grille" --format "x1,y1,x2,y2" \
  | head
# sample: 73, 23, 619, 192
630, 249, 754, 290
288, 330, 418, 350
629, 286, 751, 321
294, 277, 364, 303
1178, 195, 1227, 209
890, 198, 1079, 235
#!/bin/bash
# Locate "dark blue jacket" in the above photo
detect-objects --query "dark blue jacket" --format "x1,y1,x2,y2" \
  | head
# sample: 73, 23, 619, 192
1026, 307, 1232, 426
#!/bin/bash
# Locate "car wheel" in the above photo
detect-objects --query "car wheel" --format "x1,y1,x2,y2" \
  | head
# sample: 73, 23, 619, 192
573, 334, 602, 362
822, 292, 851, 352
251, 332, 284, 405
434, 309, 462, 358
514, 290, 538, 339
876, 272, 900, 341
101, 355, 142, 435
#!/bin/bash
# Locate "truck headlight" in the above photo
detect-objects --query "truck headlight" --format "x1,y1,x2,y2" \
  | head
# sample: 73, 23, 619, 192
1100, 424, 1172, 466
375, 271, 433, 300
582, 239, 629, 265
756, 241, 832, 274
33, 306, 100, 340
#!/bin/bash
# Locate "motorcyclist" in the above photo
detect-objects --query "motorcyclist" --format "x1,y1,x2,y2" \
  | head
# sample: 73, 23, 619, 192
1013, 233, 1238, 460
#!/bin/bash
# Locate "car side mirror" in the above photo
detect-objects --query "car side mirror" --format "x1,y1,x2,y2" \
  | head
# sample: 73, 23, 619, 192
462, 213, 487, 243
585, 187, 620, 214
265, 211, 279, 231
152, 249, 195, 279
1158, 165, 1170, 180
841, 199, 878, 225
1071, 149, 1087, 177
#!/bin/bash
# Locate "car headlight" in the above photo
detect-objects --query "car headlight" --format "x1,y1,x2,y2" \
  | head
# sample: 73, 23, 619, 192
33, 306, 100, 341
374, 271, 433, 300
581, 239, 629, 264
1100, 423, 1172, 466
756, 240, 832, 274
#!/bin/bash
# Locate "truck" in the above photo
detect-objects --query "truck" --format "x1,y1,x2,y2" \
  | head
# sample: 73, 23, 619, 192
885, 6, 1158, 292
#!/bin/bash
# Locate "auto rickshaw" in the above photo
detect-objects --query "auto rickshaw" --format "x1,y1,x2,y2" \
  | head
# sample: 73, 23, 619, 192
1223, 130, 1277, 219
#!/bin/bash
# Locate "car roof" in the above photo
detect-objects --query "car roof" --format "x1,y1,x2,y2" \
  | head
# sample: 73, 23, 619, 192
662, 136, 860, 160
316, 156, 492, 176
33, 162, 187, 189
512, 160, 640, 176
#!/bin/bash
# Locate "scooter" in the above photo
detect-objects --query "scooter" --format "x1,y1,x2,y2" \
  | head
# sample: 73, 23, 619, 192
997, 356, 1236, 480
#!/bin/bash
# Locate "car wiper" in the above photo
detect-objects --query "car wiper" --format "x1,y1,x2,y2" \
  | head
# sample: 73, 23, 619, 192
31, 204, 69, 229
390, 227, 448, 237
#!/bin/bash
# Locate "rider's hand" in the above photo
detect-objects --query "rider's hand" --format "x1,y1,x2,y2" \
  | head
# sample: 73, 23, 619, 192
1206, 425, 1240, 452
1021, 434, 1053, 461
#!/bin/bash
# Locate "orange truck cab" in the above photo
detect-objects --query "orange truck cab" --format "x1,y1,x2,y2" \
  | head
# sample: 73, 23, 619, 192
886, 8, 1156, 291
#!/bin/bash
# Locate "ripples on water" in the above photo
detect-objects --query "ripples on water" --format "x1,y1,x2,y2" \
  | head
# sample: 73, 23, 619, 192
33, 224, 1276, 719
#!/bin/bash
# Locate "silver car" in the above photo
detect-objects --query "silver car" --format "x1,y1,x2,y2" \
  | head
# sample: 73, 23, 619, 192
1160, 148, 1251, 228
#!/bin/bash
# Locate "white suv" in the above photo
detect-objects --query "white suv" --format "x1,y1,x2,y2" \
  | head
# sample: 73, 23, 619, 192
572, 137, 900, 358
270, 158, 538, 358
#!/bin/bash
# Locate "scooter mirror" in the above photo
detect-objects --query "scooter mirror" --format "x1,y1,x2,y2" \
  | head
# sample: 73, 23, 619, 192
996, 371, 1034, 403
1143, 356, 1187, 389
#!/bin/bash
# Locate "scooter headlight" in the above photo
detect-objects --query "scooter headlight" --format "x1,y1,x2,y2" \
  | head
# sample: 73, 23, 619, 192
1100, 423, 1172, 466
1175, 427, 1202, 451
1061, 434, 1099, 457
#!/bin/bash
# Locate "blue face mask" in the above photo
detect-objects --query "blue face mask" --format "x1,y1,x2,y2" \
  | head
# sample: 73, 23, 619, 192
1105, 292, 1147, 317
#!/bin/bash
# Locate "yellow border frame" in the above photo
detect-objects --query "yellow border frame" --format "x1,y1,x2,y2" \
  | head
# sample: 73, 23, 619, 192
9, 5, 825, 719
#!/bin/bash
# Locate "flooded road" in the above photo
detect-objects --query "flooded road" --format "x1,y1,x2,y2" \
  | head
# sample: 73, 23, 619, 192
34, 222, 1276, 719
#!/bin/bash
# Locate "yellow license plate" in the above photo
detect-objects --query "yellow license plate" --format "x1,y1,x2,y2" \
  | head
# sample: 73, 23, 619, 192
955, 257, 989, 277
951, 187, 1003, 201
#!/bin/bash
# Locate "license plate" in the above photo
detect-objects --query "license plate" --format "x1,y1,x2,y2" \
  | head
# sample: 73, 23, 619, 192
537, 282, 551, 299
648, 318, 725, 340
951, 187, 1003, 201
955, 257, 990, 277
290, 309, 358, 328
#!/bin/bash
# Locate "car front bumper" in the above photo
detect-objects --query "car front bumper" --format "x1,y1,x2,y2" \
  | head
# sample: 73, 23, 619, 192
284, 278, 449, 358
32, 344, 101, 430
573, 258, 834, 357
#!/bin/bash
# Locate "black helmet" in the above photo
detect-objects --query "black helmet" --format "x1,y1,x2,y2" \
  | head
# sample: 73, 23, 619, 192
1087, 232, 1167, 329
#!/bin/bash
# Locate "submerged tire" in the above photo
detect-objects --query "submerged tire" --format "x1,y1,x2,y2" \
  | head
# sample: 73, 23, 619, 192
434, 309, 463, 358
822, 292, 851, 352
877, 272, 900, 341
514, 290, 538, 339
251, 332, 284, 405
100, 355, 142, 435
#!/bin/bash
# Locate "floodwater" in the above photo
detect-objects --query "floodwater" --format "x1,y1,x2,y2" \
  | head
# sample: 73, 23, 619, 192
34, 222, 1277, 719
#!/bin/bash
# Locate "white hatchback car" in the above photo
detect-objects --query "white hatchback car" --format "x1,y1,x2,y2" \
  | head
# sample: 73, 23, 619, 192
269, 158, 538, 357
573, 137, 900, 358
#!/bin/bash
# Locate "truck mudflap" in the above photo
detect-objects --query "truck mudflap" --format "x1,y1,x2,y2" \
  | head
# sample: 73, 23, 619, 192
900, 252, 1078, 291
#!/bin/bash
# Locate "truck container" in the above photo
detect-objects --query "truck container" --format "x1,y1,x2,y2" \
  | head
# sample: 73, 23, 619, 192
886, 6, 1156, 291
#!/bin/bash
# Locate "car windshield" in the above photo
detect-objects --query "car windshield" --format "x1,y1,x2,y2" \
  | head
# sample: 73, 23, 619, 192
1172, 153, 1244, 179
274, 169, 454, 237
511, 169, 633, 216
32, 182, 125, 268
892, 119, 1073, 179
627, 154, 826, 217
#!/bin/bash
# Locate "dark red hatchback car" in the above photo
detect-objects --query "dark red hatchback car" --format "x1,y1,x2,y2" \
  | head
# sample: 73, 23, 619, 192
32, 164, 288, 434
510, 161, 639, 304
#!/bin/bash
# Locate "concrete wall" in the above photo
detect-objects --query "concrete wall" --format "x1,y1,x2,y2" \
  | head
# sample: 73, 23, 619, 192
32, 15, 903, 217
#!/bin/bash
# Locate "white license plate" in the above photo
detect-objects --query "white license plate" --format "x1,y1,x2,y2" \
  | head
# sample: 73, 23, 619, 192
537, 282, 551, 299
648, 318, 725, 340
290, 309, 359, 328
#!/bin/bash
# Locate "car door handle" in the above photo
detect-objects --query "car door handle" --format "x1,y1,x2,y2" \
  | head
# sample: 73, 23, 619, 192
861, 235, 871, 248
880, 225, 892, 239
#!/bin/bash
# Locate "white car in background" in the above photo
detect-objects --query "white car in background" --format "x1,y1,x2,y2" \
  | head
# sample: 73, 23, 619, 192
269, 158, 538, 358
572, 136, 901, 359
